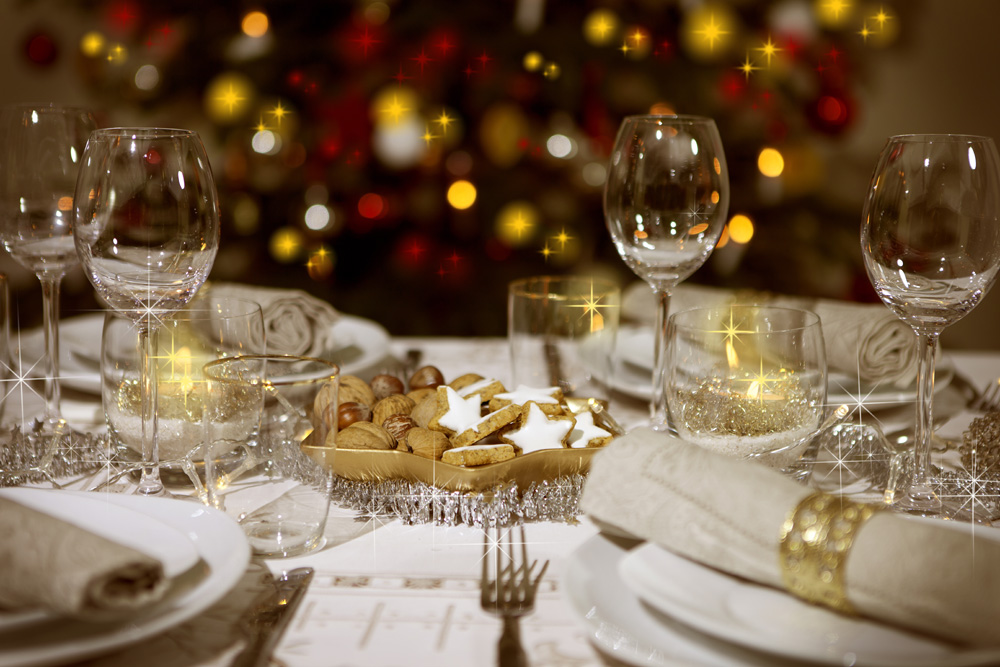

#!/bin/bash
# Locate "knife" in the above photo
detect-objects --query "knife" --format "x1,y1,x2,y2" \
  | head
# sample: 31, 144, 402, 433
231, 567, 315, 667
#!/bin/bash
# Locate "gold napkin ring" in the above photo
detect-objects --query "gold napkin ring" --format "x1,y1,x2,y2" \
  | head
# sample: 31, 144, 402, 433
779, 491, 878, 614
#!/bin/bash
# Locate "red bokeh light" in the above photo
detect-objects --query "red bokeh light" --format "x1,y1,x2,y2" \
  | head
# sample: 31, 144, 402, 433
358, 193, 385, 219
24, 32, 58, 66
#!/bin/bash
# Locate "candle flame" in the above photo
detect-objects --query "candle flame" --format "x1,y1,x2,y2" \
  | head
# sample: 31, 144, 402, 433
726, 339, 739, 369
746, 380, 761, 400
591, 311, 604, 333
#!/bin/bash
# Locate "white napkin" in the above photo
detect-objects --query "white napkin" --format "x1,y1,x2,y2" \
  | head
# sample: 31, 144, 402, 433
208, 283, 339, 357
580, 428, 1000, 647
623, 282, 918, 387
0, 497, 167, 618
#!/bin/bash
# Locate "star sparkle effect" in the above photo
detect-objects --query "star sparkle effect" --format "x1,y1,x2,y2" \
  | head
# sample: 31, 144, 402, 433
568, 280, 618, 333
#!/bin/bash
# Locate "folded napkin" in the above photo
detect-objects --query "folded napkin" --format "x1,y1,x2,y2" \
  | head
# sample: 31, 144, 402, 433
622, 283, 918, 387
208, 283, 340, 357
0, 497, 167, 618
581, 428, 1000, 646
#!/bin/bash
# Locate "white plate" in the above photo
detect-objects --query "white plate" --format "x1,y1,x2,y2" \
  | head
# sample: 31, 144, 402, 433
563, 533, 783, 666
617, 537, 1000, 667
611, 325, 953, 408
17, 313, 391, 394
0, 490, 250, 667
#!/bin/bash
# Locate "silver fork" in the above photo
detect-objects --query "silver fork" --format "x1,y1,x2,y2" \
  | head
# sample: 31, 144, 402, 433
480, 526, 549, 667
970, 380, 1000, 412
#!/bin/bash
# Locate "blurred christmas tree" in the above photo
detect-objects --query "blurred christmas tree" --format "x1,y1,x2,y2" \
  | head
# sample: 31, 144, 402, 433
22, 0, 908, 335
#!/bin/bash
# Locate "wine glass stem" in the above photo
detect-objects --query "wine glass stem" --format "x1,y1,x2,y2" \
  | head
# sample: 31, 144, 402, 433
912, 331, 940, 493
38, 274, 63, 423
651, 288, 672, 430
137, 323, 164, 496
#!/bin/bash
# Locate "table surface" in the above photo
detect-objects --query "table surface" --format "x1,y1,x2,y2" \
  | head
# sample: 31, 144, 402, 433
16, 337, 1000, 667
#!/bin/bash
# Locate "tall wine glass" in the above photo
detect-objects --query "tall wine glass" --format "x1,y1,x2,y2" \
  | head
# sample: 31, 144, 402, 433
604, 115, 730, 430
0, 104, 97, 433
862, 134, 1000, 516
74, 128, 220, 495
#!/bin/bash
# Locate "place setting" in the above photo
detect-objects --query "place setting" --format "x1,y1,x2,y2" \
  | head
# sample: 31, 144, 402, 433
2, 7, 1000, 663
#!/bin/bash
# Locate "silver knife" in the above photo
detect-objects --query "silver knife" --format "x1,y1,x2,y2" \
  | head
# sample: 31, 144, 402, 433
231, 567, 315, 667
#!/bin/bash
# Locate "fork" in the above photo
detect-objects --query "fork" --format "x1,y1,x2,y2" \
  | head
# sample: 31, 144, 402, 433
480, 525, 550, 667
969, 380, 1000, 412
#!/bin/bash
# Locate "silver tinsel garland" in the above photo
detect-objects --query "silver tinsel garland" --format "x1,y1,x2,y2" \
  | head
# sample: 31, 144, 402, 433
330, 474, 587, 527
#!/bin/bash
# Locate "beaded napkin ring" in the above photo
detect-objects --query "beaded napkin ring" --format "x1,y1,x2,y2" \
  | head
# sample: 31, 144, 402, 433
778, 491, 879, 614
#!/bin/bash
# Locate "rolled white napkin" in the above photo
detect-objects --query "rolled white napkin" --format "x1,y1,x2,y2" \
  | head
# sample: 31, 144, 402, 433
622, 283, 918, 387
208, 283, 339, 357
0, 497, 167, 618
581, 428, 1000, 646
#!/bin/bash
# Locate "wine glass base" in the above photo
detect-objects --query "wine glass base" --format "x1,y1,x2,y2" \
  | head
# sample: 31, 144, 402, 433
891, 482, 944, 517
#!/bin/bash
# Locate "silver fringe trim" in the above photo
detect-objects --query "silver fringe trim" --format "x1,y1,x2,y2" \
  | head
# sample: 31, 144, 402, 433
330, 474, 587, 527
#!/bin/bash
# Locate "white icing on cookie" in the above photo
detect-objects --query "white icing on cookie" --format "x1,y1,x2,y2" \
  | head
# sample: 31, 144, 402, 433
566, 411, 612, 448
505, 402, 574, 454
458, 378, 501, 399
493, 385, 559, 406
437, 387, 483, 432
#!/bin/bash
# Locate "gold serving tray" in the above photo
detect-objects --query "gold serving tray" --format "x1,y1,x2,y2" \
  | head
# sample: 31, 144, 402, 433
303, 444, 596, 493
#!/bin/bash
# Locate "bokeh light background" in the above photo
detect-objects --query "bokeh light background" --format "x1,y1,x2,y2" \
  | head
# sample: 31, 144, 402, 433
3, 0, 1000, 348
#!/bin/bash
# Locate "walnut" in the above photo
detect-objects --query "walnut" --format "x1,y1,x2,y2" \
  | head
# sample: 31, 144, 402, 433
405, 387, 436, 405
372, 394, 416, 426
406, 427, 451, 460
340, 374, 376, 407
332, 421, 394, 450
410, 392, 440, 428
312, 379, 339, 430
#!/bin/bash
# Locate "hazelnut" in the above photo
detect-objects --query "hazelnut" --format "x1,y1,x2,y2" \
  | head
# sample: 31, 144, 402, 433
382, 414, 417, 450
371, 374, 405, 401
409, 365, 445, 391
337, 402, 371, 430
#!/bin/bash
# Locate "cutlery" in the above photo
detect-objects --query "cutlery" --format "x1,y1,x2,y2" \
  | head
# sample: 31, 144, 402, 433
480, 526, 549, 667
231, 567, 314, 667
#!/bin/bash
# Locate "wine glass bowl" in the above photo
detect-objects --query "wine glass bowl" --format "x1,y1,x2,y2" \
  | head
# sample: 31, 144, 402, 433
74, 129, 219, 320
75, 128, 221, 495
862, 134, 1000, 515
0, 104, 97, 430
604, 115, 730, 428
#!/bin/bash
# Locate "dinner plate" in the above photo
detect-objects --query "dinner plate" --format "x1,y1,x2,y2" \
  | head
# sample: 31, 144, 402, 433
617, 537, 1000, 667
0, 490, 250, 667
17, 313, 391, 394
612, 326, 953, 407
563, 533, 785, 666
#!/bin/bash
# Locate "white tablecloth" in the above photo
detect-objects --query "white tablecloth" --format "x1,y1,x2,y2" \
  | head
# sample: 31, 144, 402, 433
16, 339, 1000, 666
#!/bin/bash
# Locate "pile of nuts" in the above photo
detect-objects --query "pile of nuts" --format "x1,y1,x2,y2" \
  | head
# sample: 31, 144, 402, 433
312, 365, 455, 460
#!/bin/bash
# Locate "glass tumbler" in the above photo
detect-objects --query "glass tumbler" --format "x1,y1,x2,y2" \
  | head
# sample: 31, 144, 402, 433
101, 294, 264, 473
202, 354, 338, 558
665, 305, 827, 468
508, 276, 620, 402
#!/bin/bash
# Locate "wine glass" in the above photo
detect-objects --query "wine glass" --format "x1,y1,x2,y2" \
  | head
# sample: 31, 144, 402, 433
604, 115, 730, 430
74, 128, 221, 496
0, 104, 97, 433
862, 134, 1000, 516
